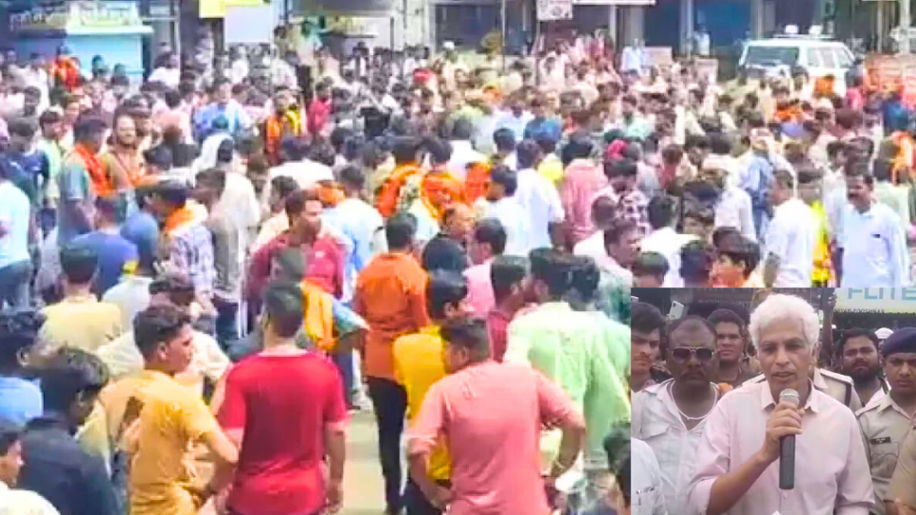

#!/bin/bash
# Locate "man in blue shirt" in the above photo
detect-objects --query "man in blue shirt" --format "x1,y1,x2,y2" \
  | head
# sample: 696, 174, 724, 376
524, 97, 562, 142
193, 77, 252, 142
121, 185, 159, 275
0, 310, 45, 427
0, 118, 49, 206
74, 195, 138, 296
883, 91, 912, 134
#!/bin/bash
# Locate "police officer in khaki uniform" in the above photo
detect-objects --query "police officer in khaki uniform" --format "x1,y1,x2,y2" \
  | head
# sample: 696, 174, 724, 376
857, 327, 916, 515
886, 330, 916, 515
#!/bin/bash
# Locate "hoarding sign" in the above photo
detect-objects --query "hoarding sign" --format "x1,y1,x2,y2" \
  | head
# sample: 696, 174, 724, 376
836, 288, 916, 313
538, 0, 574, 21
11, 1, 144, 33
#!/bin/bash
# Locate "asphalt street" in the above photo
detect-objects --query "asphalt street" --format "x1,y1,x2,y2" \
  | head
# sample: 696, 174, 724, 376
341, 409, 387, 515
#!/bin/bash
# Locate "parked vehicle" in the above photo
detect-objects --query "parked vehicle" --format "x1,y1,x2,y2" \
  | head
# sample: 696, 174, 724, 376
739, 26, 855, 95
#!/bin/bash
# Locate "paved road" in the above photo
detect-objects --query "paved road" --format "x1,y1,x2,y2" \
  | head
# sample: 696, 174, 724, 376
342, 409, 386, 515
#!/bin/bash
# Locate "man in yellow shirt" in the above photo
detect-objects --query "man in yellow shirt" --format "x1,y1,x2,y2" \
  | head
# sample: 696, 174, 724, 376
109, 305, 237, 515
40, 244, 123, 352
393, 270, 472, 514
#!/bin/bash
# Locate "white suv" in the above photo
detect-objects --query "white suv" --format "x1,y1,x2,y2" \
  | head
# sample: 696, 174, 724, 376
739, 32, 855, 95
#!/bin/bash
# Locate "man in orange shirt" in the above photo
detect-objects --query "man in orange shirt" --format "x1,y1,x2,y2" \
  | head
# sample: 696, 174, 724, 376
263, 88, 304, 165
354, 211, 430, 515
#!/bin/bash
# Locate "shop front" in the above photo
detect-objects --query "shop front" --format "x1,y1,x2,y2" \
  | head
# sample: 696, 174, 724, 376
8, 1, 152, 81
833, 288, 916, 330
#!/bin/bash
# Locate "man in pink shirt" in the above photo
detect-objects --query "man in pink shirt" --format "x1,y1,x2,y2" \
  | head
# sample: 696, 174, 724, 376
463, 218, 506, 317
407, 319, 586, 514
687, 294, 874, 515
560, 133, 608, 246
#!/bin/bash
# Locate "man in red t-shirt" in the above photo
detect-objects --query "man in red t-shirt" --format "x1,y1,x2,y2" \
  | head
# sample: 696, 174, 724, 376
218, 281, 348, 515
307, 82, 332, 137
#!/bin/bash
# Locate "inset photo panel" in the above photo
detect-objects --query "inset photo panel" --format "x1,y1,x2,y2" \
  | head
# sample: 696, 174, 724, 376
630, 287, 916, 515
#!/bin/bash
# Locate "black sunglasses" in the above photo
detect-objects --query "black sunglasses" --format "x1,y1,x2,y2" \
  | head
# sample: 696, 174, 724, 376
671, 348, 715, 361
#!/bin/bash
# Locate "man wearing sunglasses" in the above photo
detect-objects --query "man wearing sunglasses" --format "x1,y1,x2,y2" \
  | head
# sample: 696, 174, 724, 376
688, 294, 873, 515
632, 315, 724, 513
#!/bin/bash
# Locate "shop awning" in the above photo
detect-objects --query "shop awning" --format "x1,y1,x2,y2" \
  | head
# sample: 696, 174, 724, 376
835, 288, 916, 313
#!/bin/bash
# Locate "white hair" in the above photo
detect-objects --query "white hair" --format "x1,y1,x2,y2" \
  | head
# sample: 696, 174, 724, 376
749, 294, 820, 349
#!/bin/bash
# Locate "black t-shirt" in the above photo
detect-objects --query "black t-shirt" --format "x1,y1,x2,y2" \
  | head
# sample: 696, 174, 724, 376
361, 106, 389, 140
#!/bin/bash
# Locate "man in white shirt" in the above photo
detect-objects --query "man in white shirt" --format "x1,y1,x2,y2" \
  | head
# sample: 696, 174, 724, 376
271, 51, 300, 91
229, 47, 250, 85
95, 273, 230, 396
574, 196, 617, 272
839, 167, 910, 287
693, 25, 711, 56
492, 127, 518, 170
687, 294, 874, 515
641, 195, 699, 287
513, 140, 564, 249
633, 316, 721, 512
447, 117, 487, 181
596, 218, 639, 287
496, 96, 532, 148
147, 52, 181, 89
621, 39, 646, 75
102, 274, 154, 329
763, 169, 817, 287
475, 165, 531, 256
714, 184, 756, 243
267, 138, 334, 195
630, 438, 668, 515
703, 133, 743, 188
0, 164, 32, 309
22, 53, 50, 109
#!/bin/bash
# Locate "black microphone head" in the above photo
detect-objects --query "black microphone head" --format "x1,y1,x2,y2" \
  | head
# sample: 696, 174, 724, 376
779, 387, 800, 407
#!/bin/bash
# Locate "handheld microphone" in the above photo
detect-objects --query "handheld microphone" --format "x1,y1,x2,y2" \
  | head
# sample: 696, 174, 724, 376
778, 388, 800, 490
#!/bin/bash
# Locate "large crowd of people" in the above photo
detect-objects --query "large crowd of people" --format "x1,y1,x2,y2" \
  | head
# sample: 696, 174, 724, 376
5, 11, 916, 514
0, 23, 638, 515
630, 291, 916, 515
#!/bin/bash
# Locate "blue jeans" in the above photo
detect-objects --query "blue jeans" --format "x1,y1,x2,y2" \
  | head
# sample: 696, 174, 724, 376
0, 260, 32, 309
404, 477, 447, 515
213, 298, 240, 351
332, 349, 354, 407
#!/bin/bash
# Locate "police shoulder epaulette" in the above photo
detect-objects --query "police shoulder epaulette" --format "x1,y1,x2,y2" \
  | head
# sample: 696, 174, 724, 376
819, 368, 854, 385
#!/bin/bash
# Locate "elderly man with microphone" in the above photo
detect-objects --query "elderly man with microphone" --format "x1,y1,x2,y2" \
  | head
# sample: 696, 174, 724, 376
687, 293, 874, 515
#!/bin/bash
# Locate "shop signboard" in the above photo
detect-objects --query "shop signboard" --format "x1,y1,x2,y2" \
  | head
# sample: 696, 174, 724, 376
538, 0, 574, 21
835, 288, 916, 313
11, 1, 145, 33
